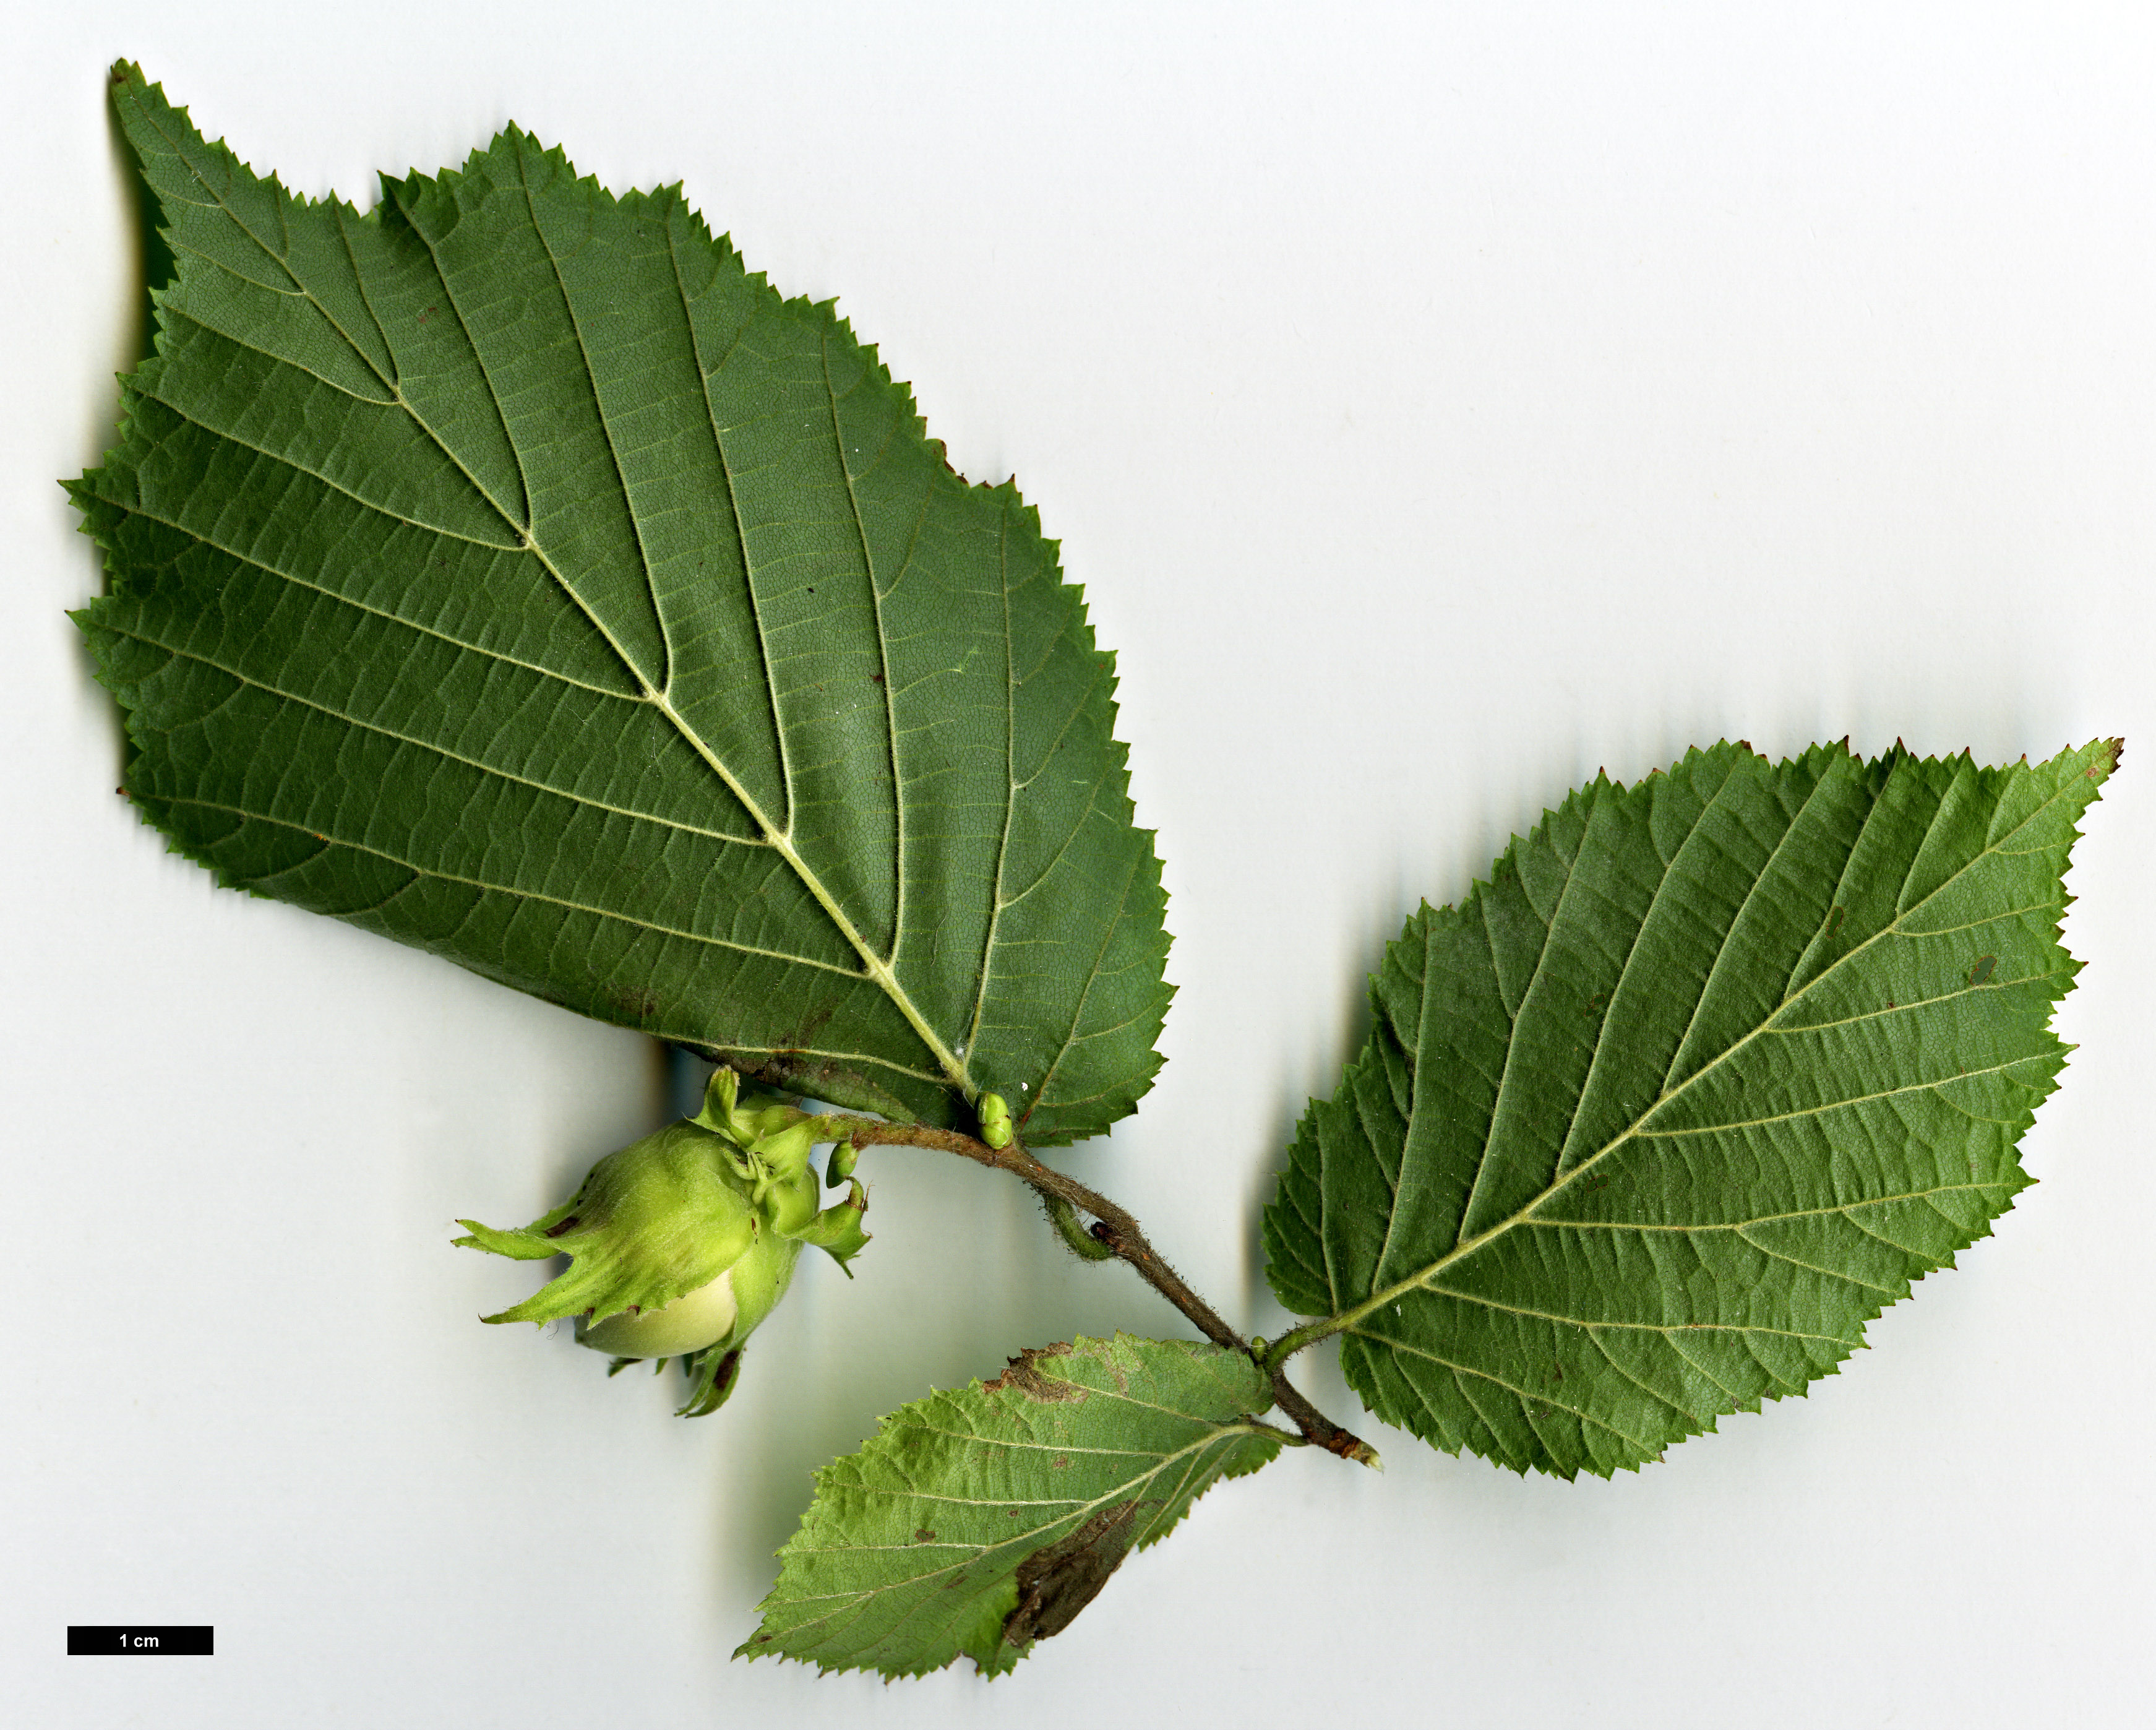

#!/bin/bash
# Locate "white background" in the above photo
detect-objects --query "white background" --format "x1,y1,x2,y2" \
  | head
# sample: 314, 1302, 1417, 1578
5, 4, 2151, 1725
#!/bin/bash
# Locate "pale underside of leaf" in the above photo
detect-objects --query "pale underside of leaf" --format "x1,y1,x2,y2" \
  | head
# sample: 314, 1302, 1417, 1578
1265, 739, 2116, 1478
744, 1335, 1281, 1677
72, 67, 1170, 1142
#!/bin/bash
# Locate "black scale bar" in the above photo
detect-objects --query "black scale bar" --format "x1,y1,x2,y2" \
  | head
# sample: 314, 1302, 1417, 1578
68, 1625, 214, 1655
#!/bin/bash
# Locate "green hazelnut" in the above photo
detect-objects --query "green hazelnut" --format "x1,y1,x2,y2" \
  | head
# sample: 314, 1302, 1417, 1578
456, 1068, 872, 1414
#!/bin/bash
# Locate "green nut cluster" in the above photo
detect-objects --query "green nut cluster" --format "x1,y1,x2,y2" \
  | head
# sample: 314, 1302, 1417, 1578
455, 1069, 869, 1414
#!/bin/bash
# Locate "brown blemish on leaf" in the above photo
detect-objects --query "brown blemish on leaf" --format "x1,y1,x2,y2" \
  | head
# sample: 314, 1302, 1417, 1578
599, 983, 659, 1024
1969, 954, 1997, 987
786, 997, 840, 1049
911, 1527, 937, 1545
1001, 1500, 1146, 1649
985, 1343, 1083, 1404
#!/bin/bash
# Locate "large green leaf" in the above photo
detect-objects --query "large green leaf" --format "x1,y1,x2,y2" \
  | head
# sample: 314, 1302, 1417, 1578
70, 66, 1169, 1142
1264, 739, 2116, 1478
744, 1334, 1282, 1677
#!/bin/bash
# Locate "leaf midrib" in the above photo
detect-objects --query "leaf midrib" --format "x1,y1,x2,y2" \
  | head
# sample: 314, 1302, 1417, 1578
1305, 759, 2089, 1346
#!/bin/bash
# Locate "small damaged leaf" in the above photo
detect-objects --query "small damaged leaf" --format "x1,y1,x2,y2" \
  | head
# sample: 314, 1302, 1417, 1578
744, 1334, 1281, 1677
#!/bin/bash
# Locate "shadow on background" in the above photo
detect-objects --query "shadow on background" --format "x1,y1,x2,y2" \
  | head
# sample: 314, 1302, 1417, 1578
108, 66, 174, 374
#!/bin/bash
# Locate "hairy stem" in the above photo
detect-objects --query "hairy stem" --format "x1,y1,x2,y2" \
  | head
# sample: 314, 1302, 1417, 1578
1260, 1318, 1337, 1370
810, 1110, 1380, 1469
1042, 1192, 1117, 1261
